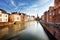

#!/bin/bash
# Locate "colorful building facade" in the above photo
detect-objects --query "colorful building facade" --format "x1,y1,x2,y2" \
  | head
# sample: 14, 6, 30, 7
41, 0, 60, 23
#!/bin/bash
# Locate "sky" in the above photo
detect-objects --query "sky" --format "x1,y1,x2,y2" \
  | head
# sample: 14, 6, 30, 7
0, 0, 54, 17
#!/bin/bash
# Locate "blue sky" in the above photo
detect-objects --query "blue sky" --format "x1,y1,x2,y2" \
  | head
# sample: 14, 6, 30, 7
0, 0, 54, 17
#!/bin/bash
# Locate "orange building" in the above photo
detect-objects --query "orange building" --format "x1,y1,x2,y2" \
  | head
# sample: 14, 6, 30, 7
19, 13, 26, 21
53, 7, 60, 23
49, 6, 54, 22
53, 0, 60, 23
24, 15, 29, 21
47, 11, 50, 22
44, 11, 47, 22
9, 12, 21, 22
41, 15, 44, 21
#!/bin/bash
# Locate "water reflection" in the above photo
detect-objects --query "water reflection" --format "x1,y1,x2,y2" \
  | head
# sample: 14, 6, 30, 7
7, 21, 49, 40
0, 22, 27, 39
0, 27, 8, 38
37, 21, 39, 24
0, 21, 49, 40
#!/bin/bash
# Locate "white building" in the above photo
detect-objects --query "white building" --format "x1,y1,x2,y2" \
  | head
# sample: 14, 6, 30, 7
0, 9, 8, 22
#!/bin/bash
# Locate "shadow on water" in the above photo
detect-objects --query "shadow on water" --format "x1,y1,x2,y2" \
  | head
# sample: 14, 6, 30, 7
44, 28, 57, 40
40, 22, 57, 40
36, 21, 39, 28
7, 33, 39, 40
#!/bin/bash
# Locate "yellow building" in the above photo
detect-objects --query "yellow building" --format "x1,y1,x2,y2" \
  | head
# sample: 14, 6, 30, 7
19, 13, 26, 21
9, 12, 21, 22
24, 15, 30, 21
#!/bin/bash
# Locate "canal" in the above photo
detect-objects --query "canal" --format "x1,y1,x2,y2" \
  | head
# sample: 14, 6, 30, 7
0, 21, 57, 40
6, 21, 49, 40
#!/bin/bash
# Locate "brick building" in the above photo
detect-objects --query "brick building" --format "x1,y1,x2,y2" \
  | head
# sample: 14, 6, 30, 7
41, 0, 60, 40
41, 15, 44, 21
54, 0, 60, 23
44, 11, 47, 22
49, 6, 54, 22
54, 7, 60, 23
54, 0, 60, 8
41, 0, 60, 23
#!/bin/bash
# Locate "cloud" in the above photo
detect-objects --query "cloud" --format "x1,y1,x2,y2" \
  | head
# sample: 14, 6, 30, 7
10, 0, 16, 7
26, 5, 38, 13
9, 0, 53, 17
10, 0, 27, 7
22, 3, 49, 17
49, 0, 54, 6
39, 0, 49, 2
10, 0, 27, 11
31, 4, 38, 8
18, 3, 27, 7
27, 4, 38, 9
22, 4, 39, 16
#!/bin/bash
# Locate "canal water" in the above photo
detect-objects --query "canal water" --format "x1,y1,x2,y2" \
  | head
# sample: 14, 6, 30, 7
7, 21, 49, 40
0, 21, 49, 40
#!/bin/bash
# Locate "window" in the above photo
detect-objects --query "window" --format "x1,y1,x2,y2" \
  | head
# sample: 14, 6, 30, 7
49, 10, 52, 15
0, 14, 2, 16
4, 19, 8, 22
17, 17, 19, 20
58, 2, 60, 6
59, 10, 60, 14
5, 15, 7, 17
0, 18, 2, 22
5, 19, 7, 21
50, 13, 51, 15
